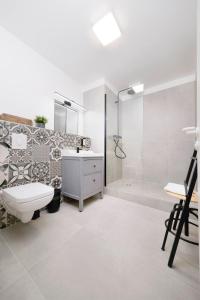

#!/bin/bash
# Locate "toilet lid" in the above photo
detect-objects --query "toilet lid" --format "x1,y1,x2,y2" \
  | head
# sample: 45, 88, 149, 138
2, 183, 54, 203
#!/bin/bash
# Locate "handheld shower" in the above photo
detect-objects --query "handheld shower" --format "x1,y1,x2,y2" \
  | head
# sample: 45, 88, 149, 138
113, 134, 126, 159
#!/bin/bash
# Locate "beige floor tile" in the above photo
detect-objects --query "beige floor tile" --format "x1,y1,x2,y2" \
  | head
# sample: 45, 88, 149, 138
1, 211, 82, 270
1, 195, 199, 300
0, 273, 45, 300
0, 235, 26, 292
30, 228, 122, 300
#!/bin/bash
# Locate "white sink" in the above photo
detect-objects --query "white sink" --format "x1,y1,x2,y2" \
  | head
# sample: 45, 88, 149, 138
61, 149, 104, 157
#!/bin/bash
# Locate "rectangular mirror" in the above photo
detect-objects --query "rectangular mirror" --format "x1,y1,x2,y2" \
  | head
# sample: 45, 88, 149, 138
54, 101, 79, 135
66, 107, 78, 134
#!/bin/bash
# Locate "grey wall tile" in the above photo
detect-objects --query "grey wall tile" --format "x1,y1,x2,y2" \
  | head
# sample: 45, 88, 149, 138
143, 91, 168, 144
32, 145, 50, 162
142, 82, 196, 185
166, 82, 196, 140
142, 141, 168, 185
167, 138, 195, 183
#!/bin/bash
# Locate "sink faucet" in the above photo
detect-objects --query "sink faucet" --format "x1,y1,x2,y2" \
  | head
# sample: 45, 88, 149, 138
76, 147, 80, 153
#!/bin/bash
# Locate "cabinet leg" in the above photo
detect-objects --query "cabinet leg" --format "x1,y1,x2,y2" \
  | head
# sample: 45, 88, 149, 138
79, 199, 83, 212
100, 191, 103, 199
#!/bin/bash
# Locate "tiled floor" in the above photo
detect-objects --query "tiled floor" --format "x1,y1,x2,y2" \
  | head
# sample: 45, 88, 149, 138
0, 195, 199, 300
106, 179, 189, 212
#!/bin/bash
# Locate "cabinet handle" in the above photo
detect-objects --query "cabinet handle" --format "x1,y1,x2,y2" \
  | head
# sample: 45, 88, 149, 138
93, 179, 96, 182
93, 164, 96, 168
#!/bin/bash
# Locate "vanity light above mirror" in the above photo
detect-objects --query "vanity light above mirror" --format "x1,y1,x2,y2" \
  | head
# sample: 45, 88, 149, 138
54, 91, 86, 112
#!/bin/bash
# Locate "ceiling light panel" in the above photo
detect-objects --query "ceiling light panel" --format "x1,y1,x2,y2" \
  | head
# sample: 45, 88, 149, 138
93, 12, 121, 46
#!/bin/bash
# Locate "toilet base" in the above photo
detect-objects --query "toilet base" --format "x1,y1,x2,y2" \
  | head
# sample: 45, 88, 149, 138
32, 210, 40, 220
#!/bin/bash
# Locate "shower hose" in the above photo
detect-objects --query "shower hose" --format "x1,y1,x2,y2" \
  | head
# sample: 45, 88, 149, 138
113, 136, 126, 159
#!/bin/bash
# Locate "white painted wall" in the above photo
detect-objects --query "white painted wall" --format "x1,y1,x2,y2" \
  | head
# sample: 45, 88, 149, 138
83, 85, 105, 153
0, 26, 83, 132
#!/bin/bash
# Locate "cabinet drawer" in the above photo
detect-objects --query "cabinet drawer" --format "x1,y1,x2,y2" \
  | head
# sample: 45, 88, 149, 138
83, 173, 102, 197
83, 159, 103, 175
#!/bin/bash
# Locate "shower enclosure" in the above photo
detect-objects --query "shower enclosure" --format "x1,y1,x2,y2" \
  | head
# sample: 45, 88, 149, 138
105, 88, 143, 183
104, 81, 196, 212
105, 87, 173, 212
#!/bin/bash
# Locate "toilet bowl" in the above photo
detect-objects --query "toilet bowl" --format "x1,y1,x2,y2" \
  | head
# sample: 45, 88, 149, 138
1, 183, 54, 223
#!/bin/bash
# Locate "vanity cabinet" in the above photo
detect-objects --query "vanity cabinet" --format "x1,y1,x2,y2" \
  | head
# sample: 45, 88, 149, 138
62, 156, 104, 211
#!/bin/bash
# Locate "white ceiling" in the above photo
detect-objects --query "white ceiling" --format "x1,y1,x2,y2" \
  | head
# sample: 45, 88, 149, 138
0, 0, 196, 90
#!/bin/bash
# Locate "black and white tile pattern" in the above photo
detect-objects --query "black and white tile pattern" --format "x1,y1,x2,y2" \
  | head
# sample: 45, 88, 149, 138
50, 176, 62, 189
32, 162, 50, 184
50, 146, 62, 161
0, 142, 10, 188
50, 161, 61, 178
8, 163, 32, 186
0, 120, 91, 228
33, 128, 50, 145
10, 149, 32, 164
0, 122, 10, 145
10, 124, 33, 146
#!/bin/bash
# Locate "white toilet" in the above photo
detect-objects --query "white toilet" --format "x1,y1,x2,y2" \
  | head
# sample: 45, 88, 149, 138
1, 182, 54, 223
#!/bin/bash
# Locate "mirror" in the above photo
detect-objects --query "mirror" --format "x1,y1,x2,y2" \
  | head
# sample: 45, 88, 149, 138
66, 107, 78, 134
54, 101, 79, 135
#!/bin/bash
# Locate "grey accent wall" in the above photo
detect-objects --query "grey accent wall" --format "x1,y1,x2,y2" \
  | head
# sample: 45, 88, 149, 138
143, 81, 196, 185
0, 121, 91, 228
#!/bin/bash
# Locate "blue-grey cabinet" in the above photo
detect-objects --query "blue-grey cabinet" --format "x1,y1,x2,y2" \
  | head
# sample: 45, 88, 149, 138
62, 156, 104, 211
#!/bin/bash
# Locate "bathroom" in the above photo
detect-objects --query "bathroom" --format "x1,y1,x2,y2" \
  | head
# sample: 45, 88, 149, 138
0, 1, 199, 299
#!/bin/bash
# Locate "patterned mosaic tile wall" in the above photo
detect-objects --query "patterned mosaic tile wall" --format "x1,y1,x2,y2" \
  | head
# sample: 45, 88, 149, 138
0, 121, 91, 228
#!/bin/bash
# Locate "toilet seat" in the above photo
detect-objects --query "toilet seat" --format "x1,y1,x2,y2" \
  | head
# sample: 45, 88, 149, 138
3, 182, 54, 203
2, 183, 54, 223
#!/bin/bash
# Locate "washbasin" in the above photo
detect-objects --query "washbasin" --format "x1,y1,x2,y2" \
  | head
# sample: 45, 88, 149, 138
61, 149, 104, 157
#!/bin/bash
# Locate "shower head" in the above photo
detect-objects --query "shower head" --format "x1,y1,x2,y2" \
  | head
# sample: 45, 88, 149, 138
115, 83, 144, 104
127, 88, 135, 95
